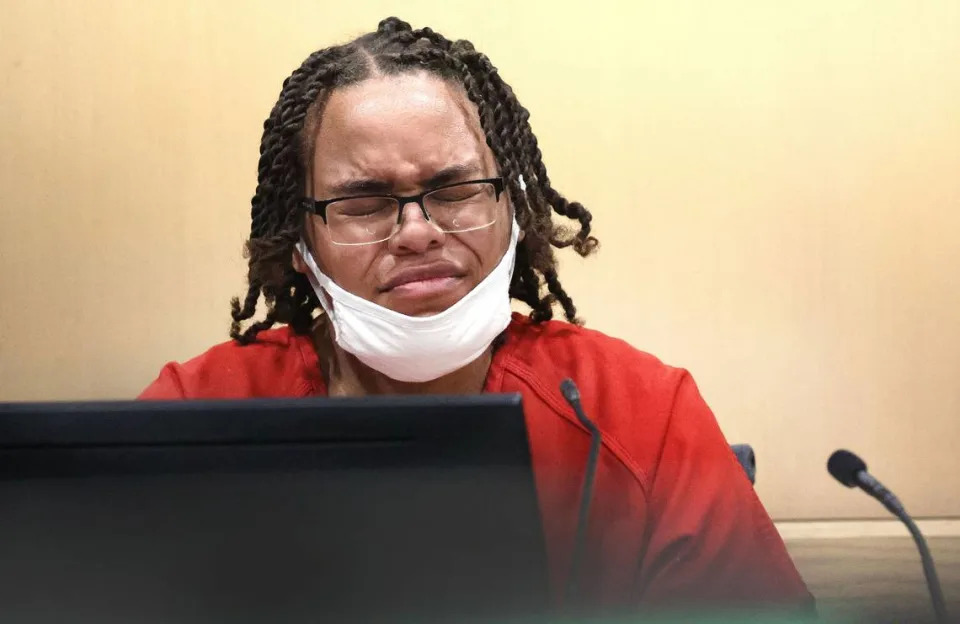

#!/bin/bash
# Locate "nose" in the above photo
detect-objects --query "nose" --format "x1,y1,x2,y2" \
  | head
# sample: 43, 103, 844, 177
387, 201, 445, 255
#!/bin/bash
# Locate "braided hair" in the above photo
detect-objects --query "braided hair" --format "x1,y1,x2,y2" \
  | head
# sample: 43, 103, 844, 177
230, 17, 598, 344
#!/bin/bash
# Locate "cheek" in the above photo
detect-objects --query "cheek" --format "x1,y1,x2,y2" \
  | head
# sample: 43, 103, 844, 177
457, 226, 511, 277
310, 226, 381, 296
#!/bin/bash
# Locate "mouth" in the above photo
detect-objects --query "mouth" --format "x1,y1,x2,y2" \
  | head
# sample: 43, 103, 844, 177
380, 263, 465, 293
387, 275, 463, 299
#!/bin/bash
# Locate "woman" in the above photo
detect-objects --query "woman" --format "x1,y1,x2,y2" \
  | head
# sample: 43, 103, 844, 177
142, 17, 812, 613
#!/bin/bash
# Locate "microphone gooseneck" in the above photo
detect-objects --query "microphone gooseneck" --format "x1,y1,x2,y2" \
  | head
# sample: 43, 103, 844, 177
560, 378, 602, 607
827, 449, 948, 624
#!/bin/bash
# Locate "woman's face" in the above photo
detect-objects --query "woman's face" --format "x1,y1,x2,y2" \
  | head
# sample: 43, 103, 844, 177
294, 72, 512, 317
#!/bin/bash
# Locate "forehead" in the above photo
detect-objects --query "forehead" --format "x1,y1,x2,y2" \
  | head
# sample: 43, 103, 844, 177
311, 72, 488, 192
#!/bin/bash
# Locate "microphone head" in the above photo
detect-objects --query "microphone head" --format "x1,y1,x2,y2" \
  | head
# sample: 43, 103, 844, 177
828, 449, 867, 487
560, 378, 581, 404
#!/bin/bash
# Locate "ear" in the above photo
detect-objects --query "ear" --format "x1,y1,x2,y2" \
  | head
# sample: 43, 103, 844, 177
291, 245, 309, 275
508, 201, 525, 243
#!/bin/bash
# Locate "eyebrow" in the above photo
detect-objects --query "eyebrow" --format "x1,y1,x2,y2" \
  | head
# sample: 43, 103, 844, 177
326, 163, 484, 198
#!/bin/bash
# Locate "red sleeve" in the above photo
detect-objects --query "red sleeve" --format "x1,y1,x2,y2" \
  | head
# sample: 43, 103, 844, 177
134, 327, 321, 400
638, 372, 813, 610
138, 363, 187, 399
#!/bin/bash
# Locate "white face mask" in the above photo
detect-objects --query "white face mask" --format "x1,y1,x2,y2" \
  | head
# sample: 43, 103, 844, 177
295, 219, 520, 383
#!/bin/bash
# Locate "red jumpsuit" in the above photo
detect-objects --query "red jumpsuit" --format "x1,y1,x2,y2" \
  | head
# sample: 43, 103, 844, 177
141, 313, 812, 611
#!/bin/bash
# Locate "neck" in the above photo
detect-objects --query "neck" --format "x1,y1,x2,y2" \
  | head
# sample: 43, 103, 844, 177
312, 317, 492, 397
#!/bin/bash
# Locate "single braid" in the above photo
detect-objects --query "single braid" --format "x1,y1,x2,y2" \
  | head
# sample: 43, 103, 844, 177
230, 17, 599, 343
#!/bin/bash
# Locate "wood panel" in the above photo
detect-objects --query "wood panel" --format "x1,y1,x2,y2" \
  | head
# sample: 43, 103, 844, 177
785, 537, 960, 623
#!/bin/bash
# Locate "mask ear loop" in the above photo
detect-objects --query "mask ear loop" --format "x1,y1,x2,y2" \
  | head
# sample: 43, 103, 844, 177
299, 158, 337, 320
511, 175, 531, 244
515, 174, 535, 223
296, 240, 336, 317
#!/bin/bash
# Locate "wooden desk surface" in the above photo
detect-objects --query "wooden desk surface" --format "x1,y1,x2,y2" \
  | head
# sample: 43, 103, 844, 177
785, 536, 960, 623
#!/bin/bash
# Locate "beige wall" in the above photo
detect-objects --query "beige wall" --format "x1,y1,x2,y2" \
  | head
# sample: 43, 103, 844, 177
1, 0, 958, 521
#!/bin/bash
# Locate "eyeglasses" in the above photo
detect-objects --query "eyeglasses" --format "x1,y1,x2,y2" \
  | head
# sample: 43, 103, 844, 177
301, 177, 505, 246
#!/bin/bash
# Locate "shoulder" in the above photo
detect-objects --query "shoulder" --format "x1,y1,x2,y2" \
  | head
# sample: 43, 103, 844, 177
503, 313, 688, 411
138, 326, 322, 399
501, 313, 699, 480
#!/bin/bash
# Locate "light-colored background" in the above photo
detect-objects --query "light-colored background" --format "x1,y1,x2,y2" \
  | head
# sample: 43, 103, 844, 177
1, 0, 957, 521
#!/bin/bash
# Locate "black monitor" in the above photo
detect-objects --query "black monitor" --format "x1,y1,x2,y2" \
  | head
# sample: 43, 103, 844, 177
0, 395, 549, 623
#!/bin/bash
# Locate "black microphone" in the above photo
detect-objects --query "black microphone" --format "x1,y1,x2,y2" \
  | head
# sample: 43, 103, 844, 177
560, 379, 602, 607
827, 449, 948, 623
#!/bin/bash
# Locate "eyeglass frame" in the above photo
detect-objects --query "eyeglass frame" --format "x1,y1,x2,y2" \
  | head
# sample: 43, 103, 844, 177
300, 177, 506, 226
